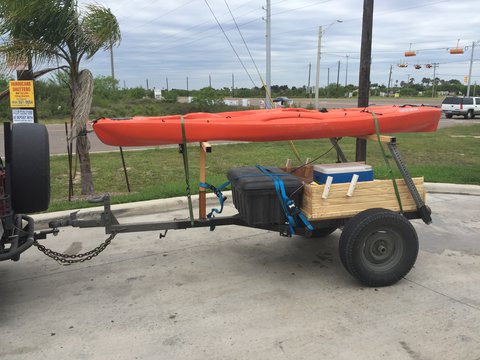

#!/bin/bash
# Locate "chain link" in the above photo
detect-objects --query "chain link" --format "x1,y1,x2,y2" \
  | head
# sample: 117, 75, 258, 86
33, 232, 117, 265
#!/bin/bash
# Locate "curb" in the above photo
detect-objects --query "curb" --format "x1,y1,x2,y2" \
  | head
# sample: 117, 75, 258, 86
33, 183, 480, 227
424, 182, 480, 196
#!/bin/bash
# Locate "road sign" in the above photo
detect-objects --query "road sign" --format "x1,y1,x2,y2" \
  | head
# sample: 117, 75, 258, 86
12, 109, 35, 123
9, 80, 35, 108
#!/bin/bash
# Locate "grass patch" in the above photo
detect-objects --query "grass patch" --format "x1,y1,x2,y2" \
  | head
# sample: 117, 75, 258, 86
47, 124, 480, 212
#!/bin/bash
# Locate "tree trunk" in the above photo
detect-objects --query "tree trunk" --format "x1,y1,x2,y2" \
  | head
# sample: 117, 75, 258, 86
72, 69, 94, 195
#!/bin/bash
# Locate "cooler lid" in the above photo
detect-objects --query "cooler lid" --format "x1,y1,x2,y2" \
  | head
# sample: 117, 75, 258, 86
313, 162, 372, 174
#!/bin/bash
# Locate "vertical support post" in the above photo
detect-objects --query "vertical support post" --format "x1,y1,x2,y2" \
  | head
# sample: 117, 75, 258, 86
314, 26, 323, 109
265, 0, 272, 108
336, 60, 341, 97
119, 146, 131, 192
466, 41, 475, 97
199, 142, 211, 219
356, 0, 374, 162
387, 65, 393, 97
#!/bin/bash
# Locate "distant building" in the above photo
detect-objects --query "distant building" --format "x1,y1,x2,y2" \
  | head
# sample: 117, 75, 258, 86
154, 89, 163, 100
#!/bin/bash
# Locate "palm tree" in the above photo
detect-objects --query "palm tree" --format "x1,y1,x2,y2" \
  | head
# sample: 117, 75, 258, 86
0, 0, 121, 195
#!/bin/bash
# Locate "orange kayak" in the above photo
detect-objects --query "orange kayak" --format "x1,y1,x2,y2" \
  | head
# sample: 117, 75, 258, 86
92, 105, 441, 147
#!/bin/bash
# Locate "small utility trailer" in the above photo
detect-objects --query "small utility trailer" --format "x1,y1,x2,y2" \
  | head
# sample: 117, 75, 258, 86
0, 122, 432, 287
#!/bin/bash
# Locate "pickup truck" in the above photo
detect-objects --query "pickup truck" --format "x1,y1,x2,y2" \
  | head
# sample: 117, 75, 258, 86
441, 96, 480, 119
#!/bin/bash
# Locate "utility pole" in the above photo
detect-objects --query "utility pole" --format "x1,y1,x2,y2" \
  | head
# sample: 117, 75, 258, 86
123, 80, 126, 90
166, 77, 169, 91
432, 63, 439, 98
232, 73, 235, 97
146, 78, 149, 90
345, 55, 349, 89
314, 26, 323, 109
327, 67, 330, 97
307, 63, 311, 96
186, 76, 189, 96
209, 74, 212, 88
336, 60, 341, 97
356, 0, 374, 162
265, 0, 272, 108
387, 65, 392, 96
466, 41, 475, 97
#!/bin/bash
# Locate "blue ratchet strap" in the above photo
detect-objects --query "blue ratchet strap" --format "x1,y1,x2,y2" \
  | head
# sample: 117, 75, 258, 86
256, 165, 314, 235
199, 173, 288, 219
199, 180, 231, 218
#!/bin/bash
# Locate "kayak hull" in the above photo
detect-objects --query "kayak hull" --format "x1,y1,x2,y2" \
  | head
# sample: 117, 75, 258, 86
92, 106, 441, 147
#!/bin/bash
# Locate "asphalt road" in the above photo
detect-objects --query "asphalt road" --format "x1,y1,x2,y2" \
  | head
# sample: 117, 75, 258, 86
1, 191, 479, 359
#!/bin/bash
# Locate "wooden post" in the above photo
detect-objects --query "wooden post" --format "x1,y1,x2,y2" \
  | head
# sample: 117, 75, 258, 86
199, 142, 211, 219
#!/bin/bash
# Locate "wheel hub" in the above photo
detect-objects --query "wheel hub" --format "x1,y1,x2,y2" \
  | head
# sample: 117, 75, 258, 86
362, 230, 403, 270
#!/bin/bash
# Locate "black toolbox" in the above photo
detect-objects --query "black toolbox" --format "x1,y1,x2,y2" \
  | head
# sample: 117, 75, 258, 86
227, 166, 303, 226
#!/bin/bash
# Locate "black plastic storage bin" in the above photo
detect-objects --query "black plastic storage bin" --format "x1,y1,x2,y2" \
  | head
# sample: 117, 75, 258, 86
227, 166, 303, 226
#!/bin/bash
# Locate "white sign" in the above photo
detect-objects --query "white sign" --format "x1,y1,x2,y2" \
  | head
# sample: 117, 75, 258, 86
12, 109, 34, 123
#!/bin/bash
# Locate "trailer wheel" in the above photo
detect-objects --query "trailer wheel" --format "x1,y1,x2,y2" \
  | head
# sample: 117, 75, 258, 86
10, 123, 50, 214
308, 227, 337, 238
339, 208, 418, 287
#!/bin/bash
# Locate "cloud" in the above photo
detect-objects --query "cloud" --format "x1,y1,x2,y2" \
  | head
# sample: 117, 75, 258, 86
79, 0, 479, 90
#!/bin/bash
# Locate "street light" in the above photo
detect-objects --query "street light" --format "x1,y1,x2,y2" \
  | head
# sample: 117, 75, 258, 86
314, 20, 342, 109
466, 41, 479, 97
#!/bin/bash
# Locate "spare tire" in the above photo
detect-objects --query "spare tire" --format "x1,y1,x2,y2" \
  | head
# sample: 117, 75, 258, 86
10, 123, 50, 214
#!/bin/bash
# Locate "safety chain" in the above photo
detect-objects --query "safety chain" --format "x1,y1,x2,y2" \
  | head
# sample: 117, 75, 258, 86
33, 232, 117, 265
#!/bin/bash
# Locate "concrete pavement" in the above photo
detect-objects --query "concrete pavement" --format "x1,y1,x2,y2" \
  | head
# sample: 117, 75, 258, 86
1, 184, 480, 359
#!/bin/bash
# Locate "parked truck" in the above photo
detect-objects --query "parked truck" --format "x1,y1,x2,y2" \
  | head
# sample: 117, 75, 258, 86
441, 96, 480, 119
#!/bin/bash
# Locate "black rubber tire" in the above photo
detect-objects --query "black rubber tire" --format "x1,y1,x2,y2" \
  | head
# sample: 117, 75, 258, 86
463, 110, 474, 119
339, 208, 387, 274
307, 227, 337, 238
10, 123, 50, 214
339, 208, 418, 287
445, 114, 453, 119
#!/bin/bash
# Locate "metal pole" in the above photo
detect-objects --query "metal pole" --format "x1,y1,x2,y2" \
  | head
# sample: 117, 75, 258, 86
209, 74, 211, 88
345, 55, 349, 88
466, 41, 475, 97
166, 77, 169, 91
265, 0, 272, 108
327, 67, 330, 97
356, 0, 374, 162
336, 60, 341, 97
186, 76, 189, 95
432, 63, 438, 98
119, 147, 131, 193
314, 26, 322, 109
232, 73, 235, 97
387, 65, 392, 96
307, 63, 311, 96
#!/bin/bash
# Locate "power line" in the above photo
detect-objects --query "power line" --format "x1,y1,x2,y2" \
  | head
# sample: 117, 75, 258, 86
203, 0, 257, 87
224, 1, 265, 87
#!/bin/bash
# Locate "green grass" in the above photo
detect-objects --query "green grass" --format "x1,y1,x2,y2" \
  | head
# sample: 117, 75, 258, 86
47, 124, 480, 212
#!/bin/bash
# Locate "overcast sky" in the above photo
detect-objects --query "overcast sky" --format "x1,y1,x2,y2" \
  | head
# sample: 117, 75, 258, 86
78, 0, 479, 91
